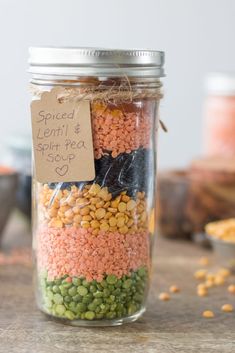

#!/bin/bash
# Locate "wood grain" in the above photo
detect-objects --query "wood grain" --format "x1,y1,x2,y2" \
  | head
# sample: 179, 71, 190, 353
0, 217, 235, 353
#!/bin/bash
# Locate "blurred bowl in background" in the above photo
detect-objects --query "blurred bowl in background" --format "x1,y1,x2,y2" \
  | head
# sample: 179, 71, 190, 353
208, 236, 235, 272
187, 157, 235, 247
16, 174, 31, 220
0, 166, 18, 243
157, 170, 193, 239
5, 136, 31, 221
205, 218, 235, 271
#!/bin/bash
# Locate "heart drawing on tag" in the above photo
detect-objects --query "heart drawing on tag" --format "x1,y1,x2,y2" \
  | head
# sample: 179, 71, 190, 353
55, 165, 69, 177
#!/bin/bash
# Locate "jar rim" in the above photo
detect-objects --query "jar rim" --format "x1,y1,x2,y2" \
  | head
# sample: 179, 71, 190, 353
28, 47, 165, 77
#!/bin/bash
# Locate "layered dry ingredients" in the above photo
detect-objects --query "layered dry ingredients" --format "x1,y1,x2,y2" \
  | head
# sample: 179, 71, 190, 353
36, 93, 158, 321
91, 102, 151, 159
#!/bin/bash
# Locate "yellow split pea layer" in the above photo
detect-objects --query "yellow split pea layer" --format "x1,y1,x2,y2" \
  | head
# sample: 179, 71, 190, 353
39, 184, 150, 234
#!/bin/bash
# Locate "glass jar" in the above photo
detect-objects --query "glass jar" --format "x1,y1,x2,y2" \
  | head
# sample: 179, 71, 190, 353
204, 73, 235, 157
29, 47, 165, 326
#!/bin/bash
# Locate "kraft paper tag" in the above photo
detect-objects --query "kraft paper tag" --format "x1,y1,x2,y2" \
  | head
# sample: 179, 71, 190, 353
31, 87, 95, 183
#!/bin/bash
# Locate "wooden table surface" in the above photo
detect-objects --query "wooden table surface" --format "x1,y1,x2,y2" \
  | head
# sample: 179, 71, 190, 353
0, 215, 235, 353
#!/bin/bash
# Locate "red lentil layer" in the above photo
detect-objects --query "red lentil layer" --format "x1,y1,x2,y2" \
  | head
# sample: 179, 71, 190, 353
91, 102, 151, 159
37, 227, 150, 282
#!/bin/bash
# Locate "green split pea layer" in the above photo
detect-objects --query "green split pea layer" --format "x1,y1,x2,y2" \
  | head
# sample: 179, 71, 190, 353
39, 267, 148, 321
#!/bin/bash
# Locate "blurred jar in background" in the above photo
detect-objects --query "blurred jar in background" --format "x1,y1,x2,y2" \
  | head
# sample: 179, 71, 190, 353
204, 73, 235, 157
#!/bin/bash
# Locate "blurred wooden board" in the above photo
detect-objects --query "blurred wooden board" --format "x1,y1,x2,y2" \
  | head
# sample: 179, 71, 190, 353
0, 216, 235, 353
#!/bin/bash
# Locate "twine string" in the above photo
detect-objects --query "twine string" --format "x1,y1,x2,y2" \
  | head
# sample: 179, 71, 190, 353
30, 78, 167, 132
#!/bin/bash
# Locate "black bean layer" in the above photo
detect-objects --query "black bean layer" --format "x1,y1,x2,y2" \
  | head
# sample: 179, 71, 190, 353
47, 148, 153, 197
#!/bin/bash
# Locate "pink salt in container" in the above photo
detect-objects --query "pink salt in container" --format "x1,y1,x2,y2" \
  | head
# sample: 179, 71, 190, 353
204, 73, 235, 157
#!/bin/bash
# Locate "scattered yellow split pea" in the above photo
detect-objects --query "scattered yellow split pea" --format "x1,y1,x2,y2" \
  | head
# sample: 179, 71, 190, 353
206, 273, 216, 281
205, 279, 214, 288
197, 287, 208, 297
194, 269, 207, 280
228, 284, 235, 294
214, 275, 225, 286
158, 292, 170, 301
199, 257, 209, 266
197, 283, 207, 290
221, 304, 234, 313
202, 310, 214, 318
218, 268, 231, 278
169, 285, 180, 293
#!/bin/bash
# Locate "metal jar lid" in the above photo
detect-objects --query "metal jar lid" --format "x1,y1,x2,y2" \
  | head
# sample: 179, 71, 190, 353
29, 47, 165, 77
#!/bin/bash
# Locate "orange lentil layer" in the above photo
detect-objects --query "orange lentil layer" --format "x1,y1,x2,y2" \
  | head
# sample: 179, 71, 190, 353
91, 102, 151, 159
37, 227, 150, 282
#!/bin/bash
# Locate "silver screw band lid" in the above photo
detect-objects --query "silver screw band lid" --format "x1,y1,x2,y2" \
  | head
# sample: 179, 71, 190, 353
29, 47, 165, 77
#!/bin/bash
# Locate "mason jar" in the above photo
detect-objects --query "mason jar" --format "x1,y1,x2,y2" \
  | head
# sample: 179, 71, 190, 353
29, 47, 165, 326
